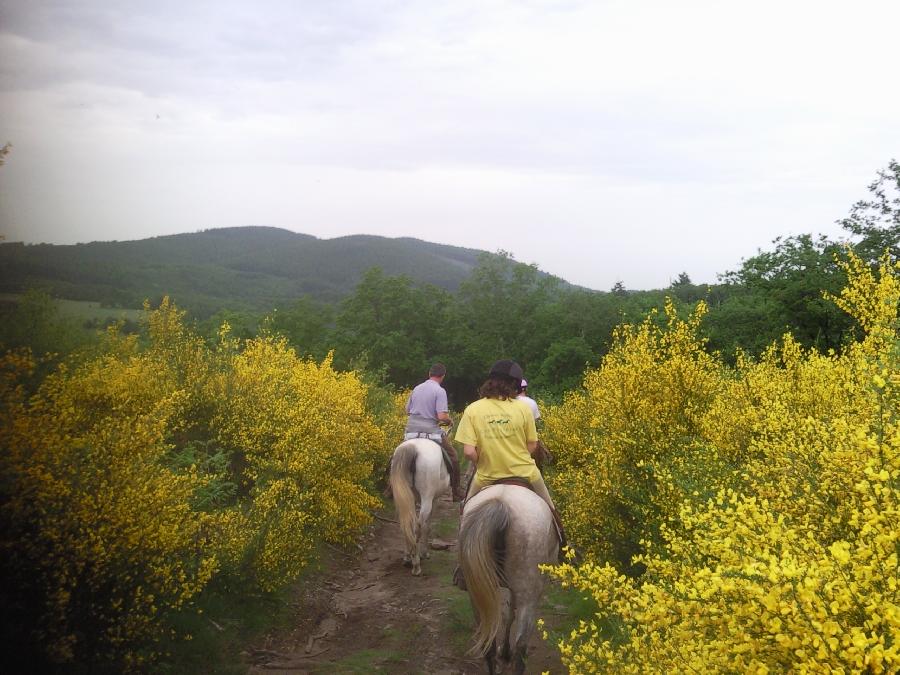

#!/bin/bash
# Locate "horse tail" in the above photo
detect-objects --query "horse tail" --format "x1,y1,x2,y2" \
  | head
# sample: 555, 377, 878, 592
459, 499, 509, 656
390, 442, 418, 546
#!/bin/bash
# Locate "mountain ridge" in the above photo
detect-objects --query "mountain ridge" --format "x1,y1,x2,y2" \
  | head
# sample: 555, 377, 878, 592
0, 226, 575, 317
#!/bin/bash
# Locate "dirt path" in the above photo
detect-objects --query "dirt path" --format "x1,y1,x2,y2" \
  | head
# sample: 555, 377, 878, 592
245, 494, 565, 674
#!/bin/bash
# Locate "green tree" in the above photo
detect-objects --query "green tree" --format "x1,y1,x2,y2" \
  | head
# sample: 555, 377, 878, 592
712, 234, 852, 356
198, 309, 262, 343
269, 297, 333, 359
0, 289, 88, 358
450, 252, 562, 401
668, 271, 708, 304
839, 158, 900, 262
332, 268, 453, 388
537, 335, 594, 394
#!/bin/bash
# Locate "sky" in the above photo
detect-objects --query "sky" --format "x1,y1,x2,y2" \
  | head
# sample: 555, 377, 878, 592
1, 0, 898, 291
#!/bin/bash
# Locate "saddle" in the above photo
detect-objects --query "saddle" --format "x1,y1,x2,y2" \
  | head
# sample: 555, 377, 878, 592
491, 476, 534, 491
404, 433, 455, 478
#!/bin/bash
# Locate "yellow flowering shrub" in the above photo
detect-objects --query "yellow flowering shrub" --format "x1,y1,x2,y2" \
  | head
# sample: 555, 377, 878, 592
1, 299, 400, 667
211, 334, 389, 590
0, 332, 216, 667
542, 299, 723, 566
543, 253, 900, 672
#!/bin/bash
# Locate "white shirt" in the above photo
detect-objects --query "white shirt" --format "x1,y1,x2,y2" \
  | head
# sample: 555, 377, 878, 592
517, 394, 540, 420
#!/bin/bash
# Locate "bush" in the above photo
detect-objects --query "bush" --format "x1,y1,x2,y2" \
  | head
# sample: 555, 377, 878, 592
542, 254, 899, 672
0, 299, 401, 669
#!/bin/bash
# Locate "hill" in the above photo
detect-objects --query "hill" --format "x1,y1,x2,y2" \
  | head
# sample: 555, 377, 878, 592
0, 227, 562, 317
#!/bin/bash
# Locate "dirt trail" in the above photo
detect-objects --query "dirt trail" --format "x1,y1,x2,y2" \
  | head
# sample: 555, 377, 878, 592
245, 494, 565, 674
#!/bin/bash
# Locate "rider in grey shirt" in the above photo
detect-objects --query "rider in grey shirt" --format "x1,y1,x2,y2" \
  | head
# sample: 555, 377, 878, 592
404, 363, 464, 501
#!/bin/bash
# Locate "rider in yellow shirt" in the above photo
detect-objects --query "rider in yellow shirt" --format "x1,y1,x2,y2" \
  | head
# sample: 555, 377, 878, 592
455, 359, 556, 511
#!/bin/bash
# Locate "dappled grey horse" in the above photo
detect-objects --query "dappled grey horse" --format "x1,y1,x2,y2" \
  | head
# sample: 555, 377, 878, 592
458, 484, 559, 674
389, 438, 451, 576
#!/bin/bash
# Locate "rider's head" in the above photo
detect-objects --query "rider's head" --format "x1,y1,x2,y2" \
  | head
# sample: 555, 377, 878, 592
428, 363, 447, 380
480, 359, 523, 400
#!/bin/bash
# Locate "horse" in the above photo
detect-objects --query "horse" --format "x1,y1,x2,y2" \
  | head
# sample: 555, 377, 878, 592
389, 437, 452, 576
458, 484, 559, 675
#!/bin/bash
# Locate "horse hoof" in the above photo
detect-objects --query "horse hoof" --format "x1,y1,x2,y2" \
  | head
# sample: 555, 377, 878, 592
402, 557, 412, 568
412, 566, 422, 576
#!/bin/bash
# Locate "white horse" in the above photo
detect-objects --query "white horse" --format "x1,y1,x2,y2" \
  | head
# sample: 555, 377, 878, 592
458, 484, 559, 675
389, 438, 451, 576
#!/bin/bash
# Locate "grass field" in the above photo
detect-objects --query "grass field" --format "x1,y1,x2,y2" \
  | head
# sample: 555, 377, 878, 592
0, 293, 144, 323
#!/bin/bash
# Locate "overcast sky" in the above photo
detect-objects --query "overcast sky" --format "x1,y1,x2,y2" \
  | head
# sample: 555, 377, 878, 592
1, 1, 898, 290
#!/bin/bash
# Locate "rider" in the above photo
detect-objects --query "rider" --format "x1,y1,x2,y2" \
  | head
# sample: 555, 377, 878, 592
454, 360, 566, 570
516, 378, 540, 420
517, 378, 553, 470
455, 360, 557, 512
404, 363, 465, 501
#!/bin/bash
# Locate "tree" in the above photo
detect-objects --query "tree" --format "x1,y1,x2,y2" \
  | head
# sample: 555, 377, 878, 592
537, 336, 595, 394
269, 297, 333, 359
332, 268, 453, 388
667, 272, 707, 304
0, 288, 88, 359
713, 234, 852, 355
839, 159, 900, 262
450, 252, 561, 402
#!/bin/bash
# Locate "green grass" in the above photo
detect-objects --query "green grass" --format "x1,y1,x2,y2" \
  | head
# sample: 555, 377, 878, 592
54, 297, 144, 321
0, 293, 144, 322
312, 648, 411, 673
431, 511, 460, 540
308, 619, 424, 673
430, 508, 475, 652
539, 580, 629, 653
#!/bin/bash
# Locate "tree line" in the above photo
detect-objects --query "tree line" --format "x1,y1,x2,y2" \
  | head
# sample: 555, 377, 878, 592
2, 161, 897, 406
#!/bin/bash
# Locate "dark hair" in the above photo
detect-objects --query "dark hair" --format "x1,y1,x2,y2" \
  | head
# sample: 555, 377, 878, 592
428, 363, 447, 378
479, 376, 519, 400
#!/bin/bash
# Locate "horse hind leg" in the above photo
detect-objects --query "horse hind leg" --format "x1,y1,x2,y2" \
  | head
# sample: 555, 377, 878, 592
403, 519, 419, 569
498, 588, 513, 664
508, 595, 538, 675
484, 639, 499, 675
411, 496, 434, 575
407, 518, 423, 575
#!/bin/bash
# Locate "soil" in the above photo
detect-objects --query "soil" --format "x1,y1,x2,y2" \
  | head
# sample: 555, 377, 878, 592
244, 494, 566, 674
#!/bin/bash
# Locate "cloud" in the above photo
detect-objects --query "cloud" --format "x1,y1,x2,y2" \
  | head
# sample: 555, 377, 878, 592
1, 0, 899, 289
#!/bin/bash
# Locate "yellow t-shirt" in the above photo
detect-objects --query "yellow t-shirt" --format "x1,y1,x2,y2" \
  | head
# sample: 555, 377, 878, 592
454, 397, 539, 483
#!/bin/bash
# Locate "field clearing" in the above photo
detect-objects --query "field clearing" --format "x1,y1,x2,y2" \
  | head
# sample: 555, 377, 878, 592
0, 293, 144, 322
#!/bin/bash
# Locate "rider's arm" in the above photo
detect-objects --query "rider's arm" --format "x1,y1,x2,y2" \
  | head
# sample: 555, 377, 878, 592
463, 444, 478, 463
437, 411, 452, 425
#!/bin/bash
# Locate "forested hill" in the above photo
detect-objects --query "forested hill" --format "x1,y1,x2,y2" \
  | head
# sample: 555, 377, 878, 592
0, 226, 548, 316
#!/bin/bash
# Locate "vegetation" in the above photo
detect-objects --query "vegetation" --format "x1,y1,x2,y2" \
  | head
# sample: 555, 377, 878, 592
541, 254, 899, 671
0, 299, 403, 670
1, 161, 898, 671
0, 227, 502, 314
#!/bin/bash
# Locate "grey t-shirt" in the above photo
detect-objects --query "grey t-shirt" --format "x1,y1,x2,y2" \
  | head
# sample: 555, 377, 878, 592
405, 379, 448, 434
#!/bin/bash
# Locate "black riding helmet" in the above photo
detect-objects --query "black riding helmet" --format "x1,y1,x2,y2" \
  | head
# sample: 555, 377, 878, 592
489, 359, 524, 388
